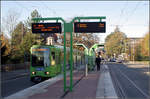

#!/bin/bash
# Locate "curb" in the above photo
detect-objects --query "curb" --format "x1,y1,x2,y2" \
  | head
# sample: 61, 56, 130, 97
96, 65, 118, 99
4, 72, 71, 99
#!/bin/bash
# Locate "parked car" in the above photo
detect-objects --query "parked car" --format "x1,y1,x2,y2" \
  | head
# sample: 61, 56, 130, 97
109, 58, 116, 62
116, 58, 123, 63
116, 55, 124, 63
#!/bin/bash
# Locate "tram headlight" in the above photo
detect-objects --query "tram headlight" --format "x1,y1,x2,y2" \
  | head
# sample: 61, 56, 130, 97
32, 72, 35, 75
45, 72, 49, 75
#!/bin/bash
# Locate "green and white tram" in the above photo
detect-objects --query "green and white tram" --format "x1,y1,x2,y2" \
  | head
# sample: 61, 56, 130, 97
30, 45, 85, 83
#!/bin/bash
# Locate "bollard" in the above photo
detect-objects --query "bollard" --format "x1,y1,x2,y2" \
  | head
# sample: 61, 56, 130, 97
85, 64, 88, 76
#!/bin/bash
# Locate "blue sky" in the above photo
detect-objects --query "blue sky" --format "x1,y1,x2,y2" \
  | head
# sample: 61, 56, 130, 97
1, 1, 149, 43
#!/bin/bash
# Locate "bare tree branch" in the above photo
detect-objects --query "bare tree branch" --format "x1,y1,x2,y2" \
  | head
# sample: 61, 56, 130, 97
3, 9, 19, 37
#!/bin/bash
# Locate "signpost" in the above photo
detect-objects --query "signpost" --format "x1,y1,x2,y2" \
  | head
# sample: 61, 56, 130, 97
69, 16, 106, 91
32, 16, 106, 92
32, 17, 68, 92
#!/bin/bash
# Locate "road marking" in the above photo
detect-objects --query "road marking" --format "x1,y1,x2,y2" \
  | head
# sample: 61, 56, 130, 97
117, 68, 150, 98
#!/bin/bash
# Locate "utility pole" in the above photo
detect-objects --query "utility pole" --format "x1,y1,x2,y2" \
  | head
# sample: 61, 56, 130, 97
22, 23, 24, 42
133, 40, 135, 63
22, 23, 25, 63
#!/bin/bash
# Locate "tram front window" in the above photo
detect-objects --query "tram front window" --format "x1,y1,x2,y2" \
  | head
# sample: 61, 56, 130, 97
32, 48, 50, 67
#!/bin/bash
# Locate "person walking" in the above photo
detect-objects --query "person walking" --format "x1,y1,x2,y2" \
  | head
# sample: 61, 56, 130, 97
95, 55, 101, 71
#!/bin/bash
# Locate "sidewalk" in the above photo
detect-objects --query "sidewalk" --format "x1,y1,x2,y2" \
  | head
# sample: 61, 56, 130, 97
5, 64, 118, 99
63, 71, 100, 99
29, 70, 89, 99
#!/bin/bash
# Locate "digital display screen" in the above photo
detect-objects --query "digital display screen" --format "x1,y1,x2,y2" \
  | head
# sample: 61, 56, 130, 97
32, 23, 61, 33
32, 48, 48, 51
74, 22, 106, 33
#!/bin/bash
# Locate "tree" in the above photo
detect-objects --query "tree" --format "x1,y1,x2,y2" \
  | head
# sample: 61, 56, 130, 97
60, 32, 99, 48
20, 9, 43, 61
25, 9, 51, 44
25, 9, 42, 28
19, 30, 42, 62
25, 9, 44, 44
3, 9, 19, 37
141, 32, 149, 56
10, 22, 25, 62
11, 22, 24, 47
78, 33, 99, 48
134, 32, 149, 61
0, 33, 11, 64
105, 26, 127, 58
9, 9, 43, 63
134, 42, 142, 61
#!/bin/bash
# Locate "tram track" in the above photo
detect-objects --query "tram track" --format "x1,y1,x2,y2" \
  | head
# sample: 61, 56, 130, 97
116, 67, 149, 98
109, 65, 126, 98
108, 63, 150, 99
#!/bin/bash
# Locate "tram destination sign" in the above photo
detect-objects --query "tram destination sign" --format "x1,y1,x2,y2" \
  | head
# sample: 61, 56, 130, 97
74, 22, 106, 33
32, 23, 61, 33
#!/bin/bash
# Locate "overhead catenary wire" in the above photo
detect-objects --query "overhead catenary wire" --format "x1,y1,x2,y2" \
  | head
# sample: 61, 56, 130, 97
119, 1, 142, 27
117, 1, 129, 26
43, 2, 58, 17
111, 1, 147, 28
14, 1, 31, 12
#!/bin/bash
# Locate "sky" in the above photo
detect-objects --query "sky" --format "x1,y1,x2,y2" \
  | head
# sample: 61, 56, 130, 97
1, 1, 149, 43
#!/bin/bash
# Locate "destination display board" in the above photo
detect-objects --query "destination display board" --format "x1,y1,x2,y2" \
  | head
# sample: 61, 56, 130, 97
32, 23, 61, 33
32, 48, 48, 51
74, 22, 106, 33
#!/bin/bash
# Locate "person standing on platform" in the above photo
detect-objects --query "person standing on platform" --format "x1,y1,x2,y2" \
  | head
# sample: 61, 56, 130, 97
95, 55, 101, 71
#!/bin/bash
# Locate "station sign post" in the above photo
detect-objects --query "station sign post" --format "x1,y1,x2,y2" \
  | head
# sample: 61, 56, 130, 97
32, 16, 106, 93
69, 16, 106, 91
31, 17, 68, 92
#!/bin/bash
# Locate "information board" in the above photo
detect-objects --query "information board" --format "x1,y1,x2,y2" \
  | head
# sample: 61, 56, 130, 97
74, 22, 105, 33
32, 23, 61, 33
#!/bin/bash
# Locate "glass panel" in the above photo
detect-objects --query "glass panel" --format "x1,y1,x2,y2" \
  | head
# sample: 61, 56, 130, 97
32, 47, 50, 67
44, 49, 50, 67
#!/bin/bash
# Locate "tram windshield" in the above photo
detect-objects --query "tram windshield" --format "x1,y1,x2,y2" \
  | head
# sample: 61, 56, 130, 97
31, 47, 50, 67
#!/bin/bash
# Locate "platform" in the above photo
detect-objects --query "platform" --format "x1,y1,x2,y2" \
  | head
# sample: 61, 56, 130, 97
5, 64, 118, 99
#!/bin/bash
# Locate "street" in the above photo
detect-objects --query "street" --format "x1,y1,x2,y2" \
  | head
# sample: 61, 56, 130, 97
1, 75, 35, 97
107, 62, 149, 99
1, 70, 36, 98
1, 62, 149, 99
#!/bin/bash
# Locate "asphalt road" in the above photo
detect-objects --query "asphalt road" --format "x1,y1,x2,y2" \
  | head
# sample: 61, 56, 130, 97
1, 76, 36, 98
1, 67, 83, 98
107, 62, 149, 99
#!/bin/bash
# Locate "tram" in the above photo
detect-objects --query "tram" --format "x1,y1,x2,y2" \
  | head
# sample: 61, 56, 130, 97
30, 45, 85, 83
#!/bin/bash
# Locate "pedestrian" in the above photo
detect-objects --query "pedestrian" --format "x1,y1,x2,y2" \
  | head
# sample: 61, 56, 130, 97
95, 55, 101, 71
